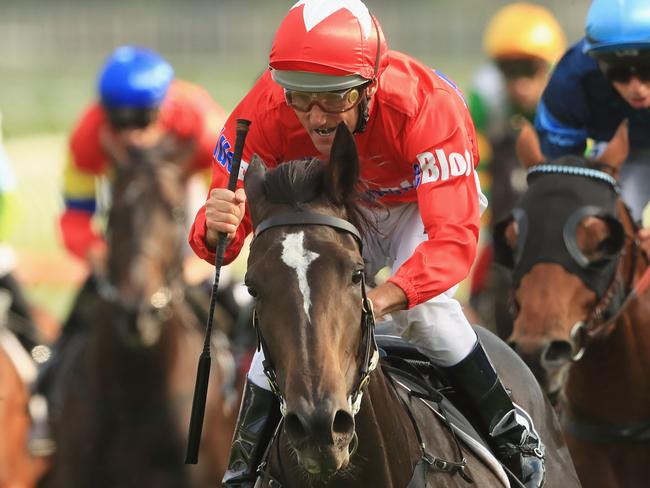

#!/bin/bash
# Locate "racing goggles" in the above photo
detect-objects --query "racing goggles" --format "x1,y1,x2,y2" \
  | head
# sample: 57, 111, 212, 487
598, 60, 650, 84
105, 107, 159, 130
495, 58, 546, 80
284, 86, 364, 114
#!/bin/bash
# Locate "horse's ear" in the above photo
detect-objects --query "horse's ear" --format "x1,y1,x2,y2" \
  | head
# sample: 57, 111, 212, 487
244, 154, 268, 220
326, 123, 359, 203
516, 120, 545, 170
595, 120, 628, 174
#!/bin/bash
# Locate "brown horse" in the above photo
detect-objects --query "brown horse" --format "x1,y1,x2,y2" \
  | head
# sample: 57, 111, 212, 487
0, 326, 48, 487
496, 122, 650, 487
241, 124, 578, 487
40, 140, 237, 487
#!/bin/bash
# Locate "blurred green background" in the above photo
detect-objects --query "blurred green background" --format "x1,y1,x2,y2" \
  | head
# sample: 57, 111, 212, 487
0, 0, 591, 322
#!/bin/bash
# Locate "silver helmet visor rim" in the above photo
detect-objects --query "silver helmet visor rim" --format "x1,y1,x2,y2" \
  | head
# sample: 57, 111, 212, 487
271, 70, 369, 92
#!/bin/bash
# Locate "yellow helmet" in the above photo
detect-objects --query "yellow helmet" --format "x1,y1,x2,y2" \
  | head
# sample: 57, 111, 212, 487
483, 2, 567, 64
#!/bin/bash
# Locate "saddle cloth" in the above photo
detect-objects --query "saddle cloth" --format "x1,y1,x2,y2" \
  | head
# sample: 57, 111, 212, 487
377, 334, 510, 488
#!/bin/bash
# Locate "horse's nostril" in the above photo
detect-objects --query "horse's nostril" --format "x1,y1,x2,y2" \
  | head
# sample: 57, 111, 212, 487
543, 340, 573, 363
332, 409, 354, 436
508, 340, 517, 351
285, 412, 309, 445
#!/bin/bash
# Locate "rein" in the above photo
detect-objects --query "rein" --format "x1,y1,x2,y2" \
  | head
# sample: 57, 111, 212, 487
251, 211, 379, 417
569, 203, 650, 361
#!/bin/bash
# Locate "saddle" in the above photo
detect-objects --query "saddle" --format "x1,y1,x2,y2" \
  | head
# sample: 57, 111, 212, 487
377, 334, 487, 447
377, 334, 510, 487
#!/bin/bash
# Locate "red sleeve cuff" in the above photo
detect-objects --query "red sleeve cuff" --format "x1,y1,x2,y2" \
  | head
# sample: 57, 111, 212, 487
387, 275, 419, 310
59, 209, 104, 260
188, 207, 247, 266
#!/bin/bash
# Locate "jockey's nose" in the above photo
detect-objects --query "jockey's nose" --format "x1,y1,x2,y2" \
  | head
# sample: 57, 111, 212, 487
307, 104, 329, 125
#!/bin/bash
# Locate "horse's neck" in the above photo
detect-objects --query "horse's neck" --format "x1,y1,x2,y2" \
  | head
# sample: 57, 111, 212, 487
352, 367, 423, 483
567, 251, 650, 419
92, 301, 180, 382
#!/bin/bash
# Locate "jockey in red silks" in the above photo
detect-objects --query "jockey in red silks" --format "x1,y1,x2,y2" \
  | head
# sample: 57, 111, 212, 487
189, 2, 546, 486
62, 45, 226, 264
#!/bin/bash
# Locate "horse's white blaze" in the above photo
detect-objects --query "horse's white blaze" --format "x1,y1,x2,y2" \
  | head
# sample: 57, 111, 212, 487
281, 232, 319, 321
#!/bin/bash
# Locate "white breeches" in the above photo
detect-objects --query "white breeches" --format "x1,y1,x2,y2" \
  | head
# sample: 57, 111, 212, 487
248, 200, 482, 390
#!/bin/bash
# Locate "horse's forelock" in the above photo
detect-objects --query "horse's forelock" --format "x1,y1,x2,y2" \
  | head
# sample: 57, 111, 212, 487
261, 158, 376, 239
262, 158, 325, 205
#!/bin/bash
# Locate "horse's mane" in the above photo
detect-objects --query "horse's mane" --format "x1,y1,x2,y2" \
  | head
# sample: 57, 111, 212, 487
107, 146, 186, 279
262, 157, 376, 236
109, 150, 167, 229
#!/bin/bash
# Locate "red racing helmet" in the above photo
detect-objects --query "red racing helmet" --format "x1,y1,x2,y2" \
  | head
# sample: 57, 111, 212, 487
269, 0, 389, 92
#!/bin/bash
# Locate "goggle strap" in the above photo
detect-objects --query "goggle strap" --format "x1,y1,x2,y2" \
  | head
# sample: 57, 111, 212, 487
371, 14, 381, 83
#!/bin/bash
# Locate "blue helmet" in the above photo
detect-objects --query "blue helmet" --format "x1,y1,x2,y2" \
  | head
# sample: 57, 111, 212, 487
584, 0, 650, 54
98, 46, 174, 109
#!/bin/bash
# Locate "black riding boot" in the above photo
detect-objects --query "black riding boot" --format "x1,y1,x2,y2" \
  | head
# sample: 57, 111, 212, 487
223, 379, 280, 487
444, 341, 546, 488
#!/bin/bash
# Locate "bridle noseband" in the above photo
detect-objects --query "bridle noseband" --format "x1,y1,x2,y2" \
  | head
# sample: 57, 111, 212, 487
250, 211, 379, 418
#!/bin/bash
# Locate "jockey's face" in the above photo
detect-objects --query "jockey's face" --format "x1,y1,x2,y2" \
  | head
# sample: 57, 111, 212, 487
105, 106, 163, 148
611, 77, 650, 109
597, 54, 650, 109
292, 83, 377, 157
112, 124, 163, 148
496, 57, 549, 112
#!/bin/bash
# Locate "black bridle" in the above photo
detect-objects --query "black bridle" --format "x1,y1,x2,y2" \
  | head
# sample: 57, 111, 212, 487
250, 211, 379, 418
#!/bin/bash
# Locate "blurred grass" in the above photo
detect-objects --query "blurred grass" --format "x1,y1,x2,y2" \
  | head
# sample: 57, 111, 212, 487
0, 55, 477, 138
0, 57, 263, 138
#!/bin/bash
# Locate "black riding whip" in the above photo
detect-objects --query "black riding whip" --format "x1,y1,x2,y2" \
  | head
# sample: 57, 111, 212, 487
185, 118, 251, 464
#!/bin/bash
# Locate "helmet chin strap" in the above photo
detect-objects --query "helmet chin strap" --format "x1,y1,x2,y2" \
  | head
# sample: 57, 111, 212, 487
355, 14, 381, 135
354, 92, 371, 134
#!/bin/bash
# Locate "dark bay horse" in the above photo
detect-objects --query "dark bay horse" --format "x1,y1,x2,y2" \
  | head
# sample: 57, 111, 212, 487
41, 139, 237, 487
241, 124, 578, 487
496, 122, 650, 487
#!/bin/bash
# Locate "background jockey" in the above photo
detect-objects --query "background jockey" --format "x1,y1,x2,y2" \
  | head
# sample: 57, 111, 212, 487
535, 0, 650, 230
469, 2, 566, 228
61, 45, 226, 268
30, 45, 227, 454
468, 2, 566, 335
0, 112, 44, 355
189, 1, 546, 486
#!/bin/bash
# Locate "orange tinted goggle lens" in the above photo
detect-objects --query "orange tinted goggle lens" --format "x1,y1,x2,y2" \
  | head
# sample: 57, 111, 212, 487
284, 88, 361, 113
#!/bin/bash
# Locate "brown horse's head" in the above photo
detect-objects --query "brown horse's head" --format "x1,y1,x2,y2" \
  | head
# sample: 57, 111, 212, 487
494, 121, 631, 397
243, 124, 373, 477
103, 138, 190, 346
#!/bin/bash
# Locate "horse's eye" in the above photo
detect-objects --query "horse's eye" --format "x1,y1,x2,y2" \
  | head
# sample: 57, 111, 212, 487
575, 216, 624, 263
351, 270, 364, 285
246, 286, 259, 298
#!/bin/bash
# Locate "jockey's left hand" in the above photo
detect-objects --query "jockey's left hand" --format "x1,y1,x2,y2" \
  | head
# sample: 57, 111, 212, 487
367, 282, 408, 320
86, 241, 108, 277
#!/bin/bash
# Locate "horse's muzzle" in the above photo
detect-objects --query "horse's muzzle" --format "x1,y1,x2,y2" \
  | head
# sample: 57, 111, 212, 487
284, 402, 355, 475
